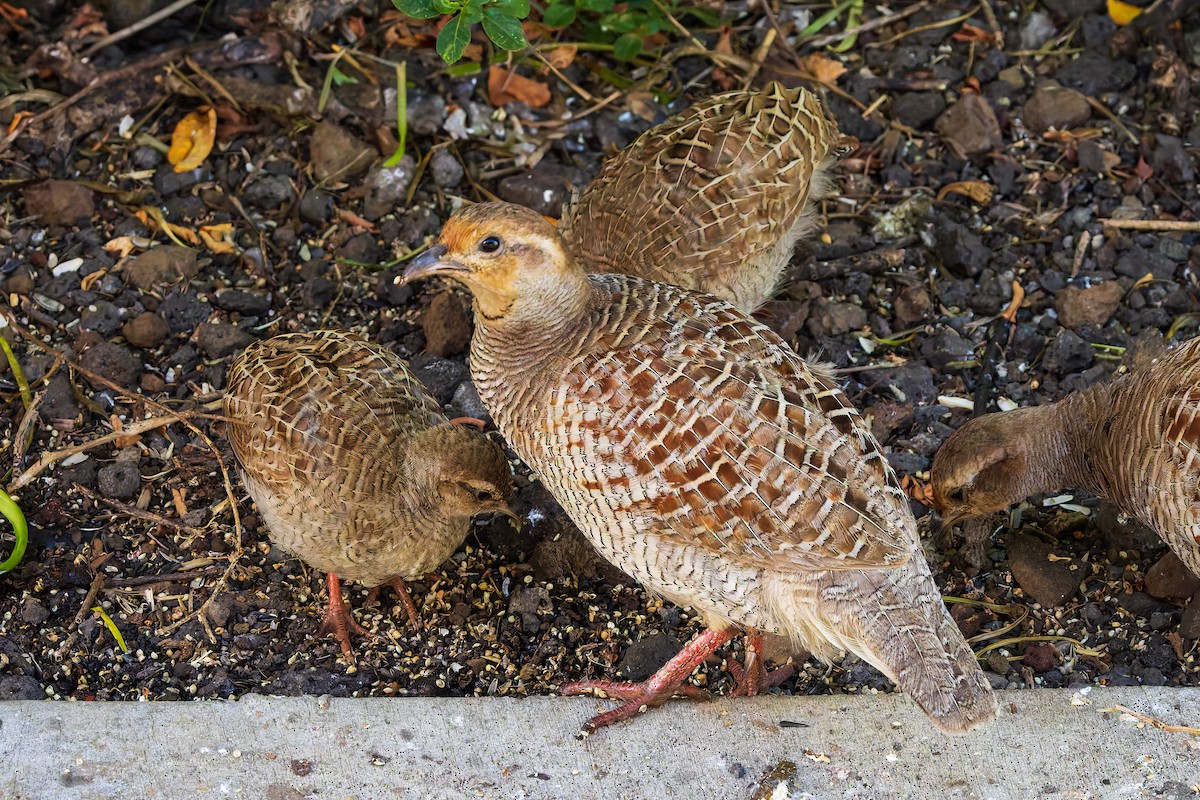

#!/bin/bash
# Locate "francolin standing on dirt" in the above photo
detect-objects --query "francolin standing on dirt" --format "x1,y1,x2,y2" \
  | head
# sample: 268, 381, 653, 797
224, 330, 514, 659
932, 335, 1200, 577
403, 202, 997, 735
558, 81, 850, 314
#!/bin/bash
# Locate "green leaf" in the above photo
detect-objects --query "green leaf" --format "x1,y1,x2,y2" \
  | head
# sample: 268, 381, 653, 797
0, 488, 28, 575
542, 2, 576, 27
431, 0, 460, 13
482, 9, 528, 50
446, 60, 483, 76
613, 32, 642, 60
463, 0, 485, 22
677, 5, 720, 26
437, 12, 474, 63
393, 0, 442, 17
491, 0, 530, 18
577, 0, 614, 13
330, 66, 358, 86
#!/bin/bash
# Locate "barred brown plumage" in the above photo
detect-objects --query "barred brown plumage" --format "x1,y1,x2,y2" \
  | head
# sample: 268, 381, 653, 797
932, 335, 1200, 576
404, 202, 997, 735
223, 330, 514, 659
559, 81, 850, 313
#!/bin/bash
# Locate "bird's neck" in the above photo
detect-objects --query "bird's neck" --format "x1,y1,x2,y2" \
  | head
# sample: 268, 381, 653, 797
1016, 383, 1113, 499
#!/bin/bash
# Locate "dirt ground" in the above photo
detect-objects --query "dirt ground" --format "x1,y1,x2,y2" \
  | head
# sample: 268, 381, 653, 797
0, 0, 1198, 708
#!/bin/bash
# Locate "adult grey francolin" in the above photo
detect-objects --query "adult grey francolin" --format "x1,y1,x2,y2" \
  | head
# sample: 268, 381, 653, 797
558, 81, 851, 313
932, 335, 1200, 577
403, 202, 996, 735
224, 330, 514, 659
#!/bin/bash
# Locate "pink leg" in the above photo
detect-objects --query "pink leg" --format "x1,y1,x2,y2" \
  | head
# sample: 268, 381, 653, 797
449, 416, 487, 430
727, 631, 795, 697
364, 577, 423, 629
562, 627, 737, 735
316, 573, 375, 660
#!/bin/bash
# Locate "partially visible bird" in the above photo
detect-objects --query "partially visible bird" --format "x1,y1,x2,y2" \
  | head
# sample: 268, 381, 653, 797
403, 202, 997, 735
931, 335, 1200, 577
558, 81, 851, 314
224, 330, 514, 659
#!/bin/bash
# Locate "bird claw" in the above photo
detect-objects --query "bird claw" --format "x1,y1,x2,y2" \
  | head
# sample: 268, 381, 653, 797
727, 660, 795, 697
562, 679, 711, 733
317, 600, 376, 661
449, 416, 488, 431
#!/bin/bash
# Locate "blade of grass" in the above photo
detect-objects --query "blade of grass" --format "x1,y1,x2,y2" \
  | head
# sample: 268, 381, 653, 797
829, 0, 864, 52
318, 45, 352, 114
797, 0, 856, 39
0, 488, 27, 574
93, 605, 131, 653
0, 334, 31, 410
383, 62, 409, 168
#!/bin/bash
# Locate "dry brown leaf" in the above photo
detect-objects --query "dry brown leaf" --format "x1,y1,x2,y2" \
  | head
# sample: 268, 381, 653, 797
167, 106, 217, 173
1131, 272, 1155, 290
199, 223, 237, 255
336, 207, 379, 232
625, 91, 658, 122
951, 22, 995, 44
936, 180, 995, 205
1135, 155, 1154, 179
800, 52, 846, 87
103, 236, 141, 258
543, 44, 577, 71
136, 206, 200, 247
488, 66, 551, 108
1001, 280, 1025, 324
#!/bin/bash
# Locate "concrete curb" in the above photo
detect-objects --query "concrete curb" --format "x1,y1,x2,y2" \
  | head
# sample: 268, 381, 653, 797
1, 688, 1196, 799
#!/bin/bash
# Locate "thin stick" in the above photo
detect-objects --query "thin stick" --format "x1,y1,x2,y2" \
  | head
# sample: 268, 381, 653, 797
107, 566, 226, 589
74, 483, 206, 539
83, 0, 202, 57
11, 389, 45, 474
1085, 96, 1140, 145
1102, 705, 1200, 736
806, 1, 930, 48
867, 6, 979, 49
55, 573, 107, 661
979, 0, 1005, 50
1100, 218, 1200, 232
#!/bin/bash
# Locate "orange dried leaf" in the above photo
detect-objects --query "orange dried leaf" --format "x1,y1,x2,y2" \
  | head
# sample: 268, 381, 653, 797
1135, 156, 1154, 179
7, 109, 32, 135
1132, 272, 1155, 290
199, 223, 237, 254
936, 180, 995, 205
167, 107, 217, 172
1107, 0, 1143, 25
800, 52, 846, 87
336, 207, 380, 232
487, 66, 551, 108
544, 44, 578, 71
951, 22, 995, 44
1001, 280, 1025, 324
104, 236, 141, 258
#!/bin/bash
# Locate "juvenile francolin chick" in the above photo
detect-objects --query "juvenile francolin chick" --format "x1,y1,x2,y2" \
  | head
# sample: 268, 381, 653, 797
932, 336, 1200, 576
403, 202, 996, 735
559, 81, 850, 313
224, 330, 514, 659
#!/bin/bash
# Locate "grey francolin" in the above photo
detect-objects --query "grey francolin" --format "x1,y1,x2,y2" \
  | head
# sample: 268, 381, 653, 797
932, 335, 1200, 577
224, 330, 514, 659
558, 81, 850, 313
403, 202, 996, 735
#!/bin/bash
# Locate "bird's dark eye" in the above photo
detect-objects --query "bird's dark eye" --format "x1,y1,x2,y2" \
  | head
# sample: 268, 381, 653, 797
479, 235, 502, 253
475, 489, 493, 501
948, 488, 966, 503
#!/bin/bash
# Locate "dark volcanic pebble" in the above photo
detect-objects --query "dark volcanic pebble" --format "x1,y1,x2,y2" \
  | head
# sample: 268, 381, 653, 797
97, 460, 140, 500
123, 312, 170, 349
80, 342, 141, 387
616, 633, 682, 682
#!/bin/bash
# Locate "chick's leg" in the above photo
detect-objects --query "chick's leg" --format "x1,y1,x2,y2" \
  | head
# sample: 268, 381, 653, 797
562, 627, 737, 735
727, 631, 795, 697
317, 573, 374, 660
365, 577, 423, 629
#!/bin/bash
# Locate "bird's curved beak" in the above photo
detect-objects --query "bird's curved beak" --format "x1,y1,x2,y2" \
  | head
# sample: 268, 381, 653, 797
398, 243, 465, 285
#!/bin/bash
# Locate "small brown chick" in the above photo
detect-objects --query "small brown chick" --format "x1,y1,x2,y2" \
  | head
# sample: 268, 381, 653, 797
559, 82, 850, 314
403, 202, 996, 736
224, 330, 514, 659
932, 336, 1200, 577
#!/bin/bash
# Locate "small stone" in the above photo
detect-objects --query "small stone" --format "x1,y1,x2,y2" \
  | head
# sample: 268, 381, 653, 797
80, 342, 141, 388
123, 312, 170, 349
891, 93, 946, 129
1076, 139, 1119, 173
159, 292, 211, 333
406, 93, 447, 137
298, 190, 334, 225
530, 525, 608, 582
1007, 533, 1082, 607
985, 650, 1011, 675
141, 373, 165, 393
893, 285, 933, 327
98, 460, 140, 500
428, 149, 464, 189
1021, 642, 1059, 672
1145, 552, 1200, 601
1054, 281, 1124, 329
1056, 51, 1137, 95
1119, 591, 1170, 619
242, 174, 296, 210
362, 158, 417, 220
617, 633, 682, 682
79, 301, 123, 336
309, 122, 375, 182
1042, 328, 1093, 375
126, 246, 199, 291
421, 292, 473, 357
1022, 81, 1091, 134
19, 597, 49, 625
1180, 590, 1200, 639
0, 675, 44, 700
451, 381, 491, 424
194, 322, 253, 358
1019, 10, 1056, 50
936, 94, 1002, 158
409, 354, 468, 404
23, 180, 94, 226
498, 162, 586, 216
806, 300, 866, 337
508, 586, 551, 632
214, 289, 271, 315
39, 373, 81, 422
